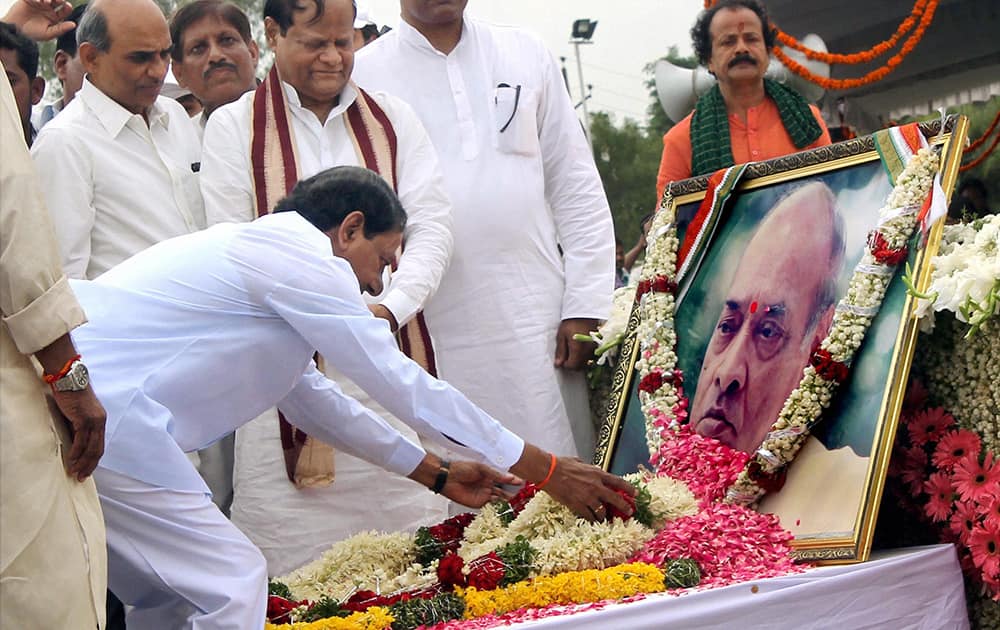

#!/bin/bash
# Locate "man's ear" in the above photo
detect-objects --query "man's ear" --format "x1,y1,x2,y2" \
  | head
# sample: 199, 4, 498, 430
263, 17, 280, 49
330, 210, 366, 251
53, 49, 69, 81
30, 76, 45, 105
78, 41, 99, 74
248, 38, 260, 65
812, 304, 836, 348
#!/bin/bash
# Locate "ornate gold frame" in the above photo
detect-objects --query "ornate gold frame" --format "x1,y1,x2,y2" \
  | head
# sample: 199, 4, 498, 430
594, 116, 970, 563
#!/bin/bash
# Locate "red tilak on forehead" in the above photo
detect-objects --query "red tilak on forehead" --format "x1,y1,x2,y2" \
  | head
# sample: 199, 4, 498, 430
750, 300, 758, 314
738, 21, 745, 33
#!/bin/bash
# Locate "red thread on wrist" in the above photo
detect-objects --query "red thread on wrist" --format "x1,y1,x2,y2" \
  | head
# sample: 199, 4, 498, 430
534, 453, 558, 490
42, 354, 81, 384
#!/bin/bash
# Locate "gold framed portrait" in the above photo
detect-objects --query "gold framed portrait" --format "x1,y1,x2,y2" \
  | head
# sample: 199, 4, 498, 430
594, 116, 969, 563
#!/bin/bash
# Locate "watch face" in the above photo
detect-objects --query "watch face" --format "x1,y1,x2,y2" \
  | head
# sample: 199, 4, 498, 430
56, 362, 89, 391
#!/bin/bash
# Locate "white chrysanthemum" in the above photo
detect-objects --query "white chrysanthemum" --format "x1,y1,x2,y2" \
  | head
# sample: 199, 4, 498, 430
643, 476, 699, 527
280, 531, 417, 601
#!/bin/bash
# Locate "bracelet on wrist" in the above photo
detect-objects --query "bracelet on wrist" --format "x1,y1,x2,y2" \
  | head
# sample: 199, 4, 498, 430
42, 354, 81, 384
430, 459, 450, 494
534, 453, 558, 491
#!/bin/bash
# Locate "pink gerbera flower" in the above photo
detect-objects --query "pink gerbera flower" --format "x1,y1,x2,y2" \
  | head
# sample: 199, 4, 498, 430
952, 454, 1000, 504
899, 445, 929, 495
906, 407, 955, 447
980, 494, 1000, 524
924, 472, 956, 522
949, 500, 979, 545
968, 520, 1000, 581
932, 430, 982, 471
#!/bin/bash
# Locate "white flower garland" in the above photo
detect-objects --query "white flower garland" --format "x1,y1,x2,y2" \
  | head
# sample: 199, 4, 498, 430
280, 474, 698, 602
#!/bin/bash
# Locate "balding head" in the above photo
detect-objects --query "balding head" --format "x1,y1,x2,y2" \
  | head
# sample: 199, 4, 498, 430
78, 0, 172, 116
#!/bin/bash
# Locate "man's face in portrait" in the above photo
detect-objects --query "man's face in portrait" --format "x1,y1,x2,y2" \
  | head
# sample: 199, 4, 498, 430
691, 182, 843, 453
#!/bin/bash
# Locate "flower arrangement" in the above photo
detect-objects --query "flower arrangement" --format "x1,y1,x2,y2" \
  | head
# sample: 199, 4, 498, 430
878, 212, 1000, 628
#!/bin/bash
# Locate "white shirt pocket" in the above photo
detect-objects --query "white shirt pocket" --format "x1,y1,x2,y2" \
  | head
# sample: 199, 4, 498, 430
492, 84, 539, 157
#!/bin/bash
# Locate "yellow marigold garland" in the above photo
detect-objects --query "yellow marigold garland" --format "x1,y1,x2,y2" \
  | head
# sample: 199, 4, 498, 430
264, 607, 393, 630
458, 563, 666, 619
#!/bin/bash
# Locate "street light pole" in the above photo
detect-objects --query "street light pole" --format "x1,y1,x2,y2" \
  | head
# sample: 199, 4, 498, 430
569, 19, 597, 152
573, 39, 592, 150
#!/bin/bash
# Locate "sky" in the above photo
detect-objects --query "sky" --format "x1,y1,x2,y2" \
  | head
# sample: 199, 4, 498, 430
364, 0, 703, 125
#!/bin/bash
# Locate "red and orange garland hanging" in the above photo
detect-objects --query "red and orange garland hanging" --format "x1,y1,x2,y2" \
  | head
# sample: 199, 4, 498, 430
960, 109, 1000, 172
702, 0, 940, 91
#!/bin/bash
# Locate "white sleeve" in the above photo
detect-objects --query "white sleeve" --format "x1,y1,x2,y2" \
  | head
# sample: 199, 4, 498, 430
264, 264, 525, 471
29, 129, 95, 279
534, 42, 615, 321
277, 363, 426, 476
374, 96, 454, 326
200, 101, 256, 225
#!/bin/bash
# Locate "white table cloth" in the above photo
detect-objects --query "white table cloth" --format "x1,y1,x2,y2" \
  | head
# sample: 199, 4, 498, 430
517, 545, 968, 629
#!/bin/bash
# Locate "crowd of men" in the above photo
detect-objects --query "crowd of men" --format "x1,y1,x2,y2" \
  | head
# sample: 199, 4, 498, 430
2, 0, 850, 628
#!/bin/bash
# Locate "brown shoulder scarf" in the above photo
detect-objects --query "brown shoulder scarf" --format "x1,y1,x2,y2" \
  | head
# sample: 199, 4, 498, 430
250, 66, 437, 488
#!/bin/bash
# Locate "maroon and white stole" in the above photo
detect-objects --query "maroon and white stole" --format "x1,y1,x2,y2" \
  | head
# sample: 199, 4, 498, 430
250, 66, 437, 487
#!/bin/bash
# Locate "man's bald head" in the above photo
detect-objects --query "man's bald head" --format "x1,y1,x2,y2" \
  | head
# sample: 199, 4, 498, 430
78, 0, 172, 116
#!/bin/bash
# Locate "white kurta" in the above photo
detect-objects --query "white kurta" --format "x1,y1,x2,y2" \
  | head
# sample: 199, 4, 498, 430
201, 83, 453, 572
72, 212, 524, 490
354, 18, 615, 459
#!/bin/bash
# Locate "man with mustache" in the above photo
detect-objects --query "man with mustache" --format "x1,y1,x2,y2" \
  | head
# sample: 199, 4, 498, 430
655, 0, 831, 200
30, 0, 205, 281
200, 0, 457, 573
169, 0, 259, 136
690, 182, 844, 454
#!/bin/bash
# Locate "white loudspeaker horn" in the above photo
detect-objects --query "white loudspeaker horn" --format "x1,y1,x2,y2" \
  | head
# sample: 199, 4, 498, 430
654, 33, 830, 123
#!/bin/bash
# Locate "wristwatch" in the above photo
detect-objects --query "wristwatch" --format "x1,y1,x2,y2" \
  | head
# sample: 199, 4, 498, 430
51, 360, 90, 392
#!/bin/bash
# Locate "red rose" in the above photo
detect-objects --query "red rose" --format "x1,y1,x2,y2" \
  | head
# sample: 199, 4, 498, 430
436, 553, 466, 589
810, 348, 850, 383
509, 483, 539, 514
605, 488, 637, 521
868, 231, 908, 266
639, 371, 663, 394
467, 552, 506, 591
266, 595, 302, 623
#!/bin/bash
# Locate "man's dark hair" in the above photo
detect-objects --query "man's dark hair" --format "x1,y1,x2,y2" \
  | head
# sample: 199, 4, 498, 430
690, 0, 776, 66
0, 22, 40, 79
56, 3, 88, 57
359, 22, 378, 44
274, 166, 406, 236
170, 0, 253, 61
77, 4, 111, 53
264, 0, 355, 35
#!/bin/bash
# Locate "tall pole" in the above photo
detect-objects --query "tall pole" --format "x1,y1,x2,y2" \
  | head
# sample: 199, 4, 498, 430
573, 40, 592, 151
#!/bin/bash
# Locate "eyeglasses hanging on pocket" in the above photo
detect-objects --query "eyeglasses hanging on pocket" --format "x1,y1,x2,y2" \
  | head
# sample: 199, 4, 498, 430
494, 83, 521, 133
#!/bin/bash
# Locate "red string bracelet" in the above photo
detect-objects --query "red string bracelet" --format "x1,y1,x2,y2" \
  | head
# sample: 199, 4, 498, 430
534, 453, 558, 490
42, 354, 81, 384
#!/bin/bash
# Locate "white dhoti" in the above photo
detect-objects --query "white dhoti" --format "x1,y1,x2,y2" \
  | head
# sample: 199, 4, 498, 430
95, 467, 267, 629
230, 371, 448, 577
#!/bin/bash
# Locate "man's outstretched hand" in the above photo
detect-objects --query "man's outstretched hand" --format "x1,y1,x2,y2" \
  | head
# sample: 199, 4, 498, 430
408, 454, 521, 508
3, 0, 75, 41
511, 443, 635, 522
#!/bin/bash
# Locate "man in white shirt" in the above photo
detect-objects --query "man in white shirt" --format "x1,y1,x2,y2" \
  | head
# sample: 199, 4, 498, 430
74, 165, 633, 628
353, 1, 615, 469
168, 0, 259, 136
201, 0, 455, 573
30, 0, 205, 281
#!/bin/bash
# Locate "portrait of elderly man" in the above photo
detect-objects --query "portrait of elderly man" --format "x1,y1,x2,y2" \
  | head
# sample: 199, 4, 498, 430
689, 181, 845, 454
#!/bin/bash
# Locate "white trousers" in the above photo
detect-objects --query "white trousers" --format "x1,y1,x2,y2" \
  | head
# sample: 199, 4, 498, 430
94, 467, 267, 629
